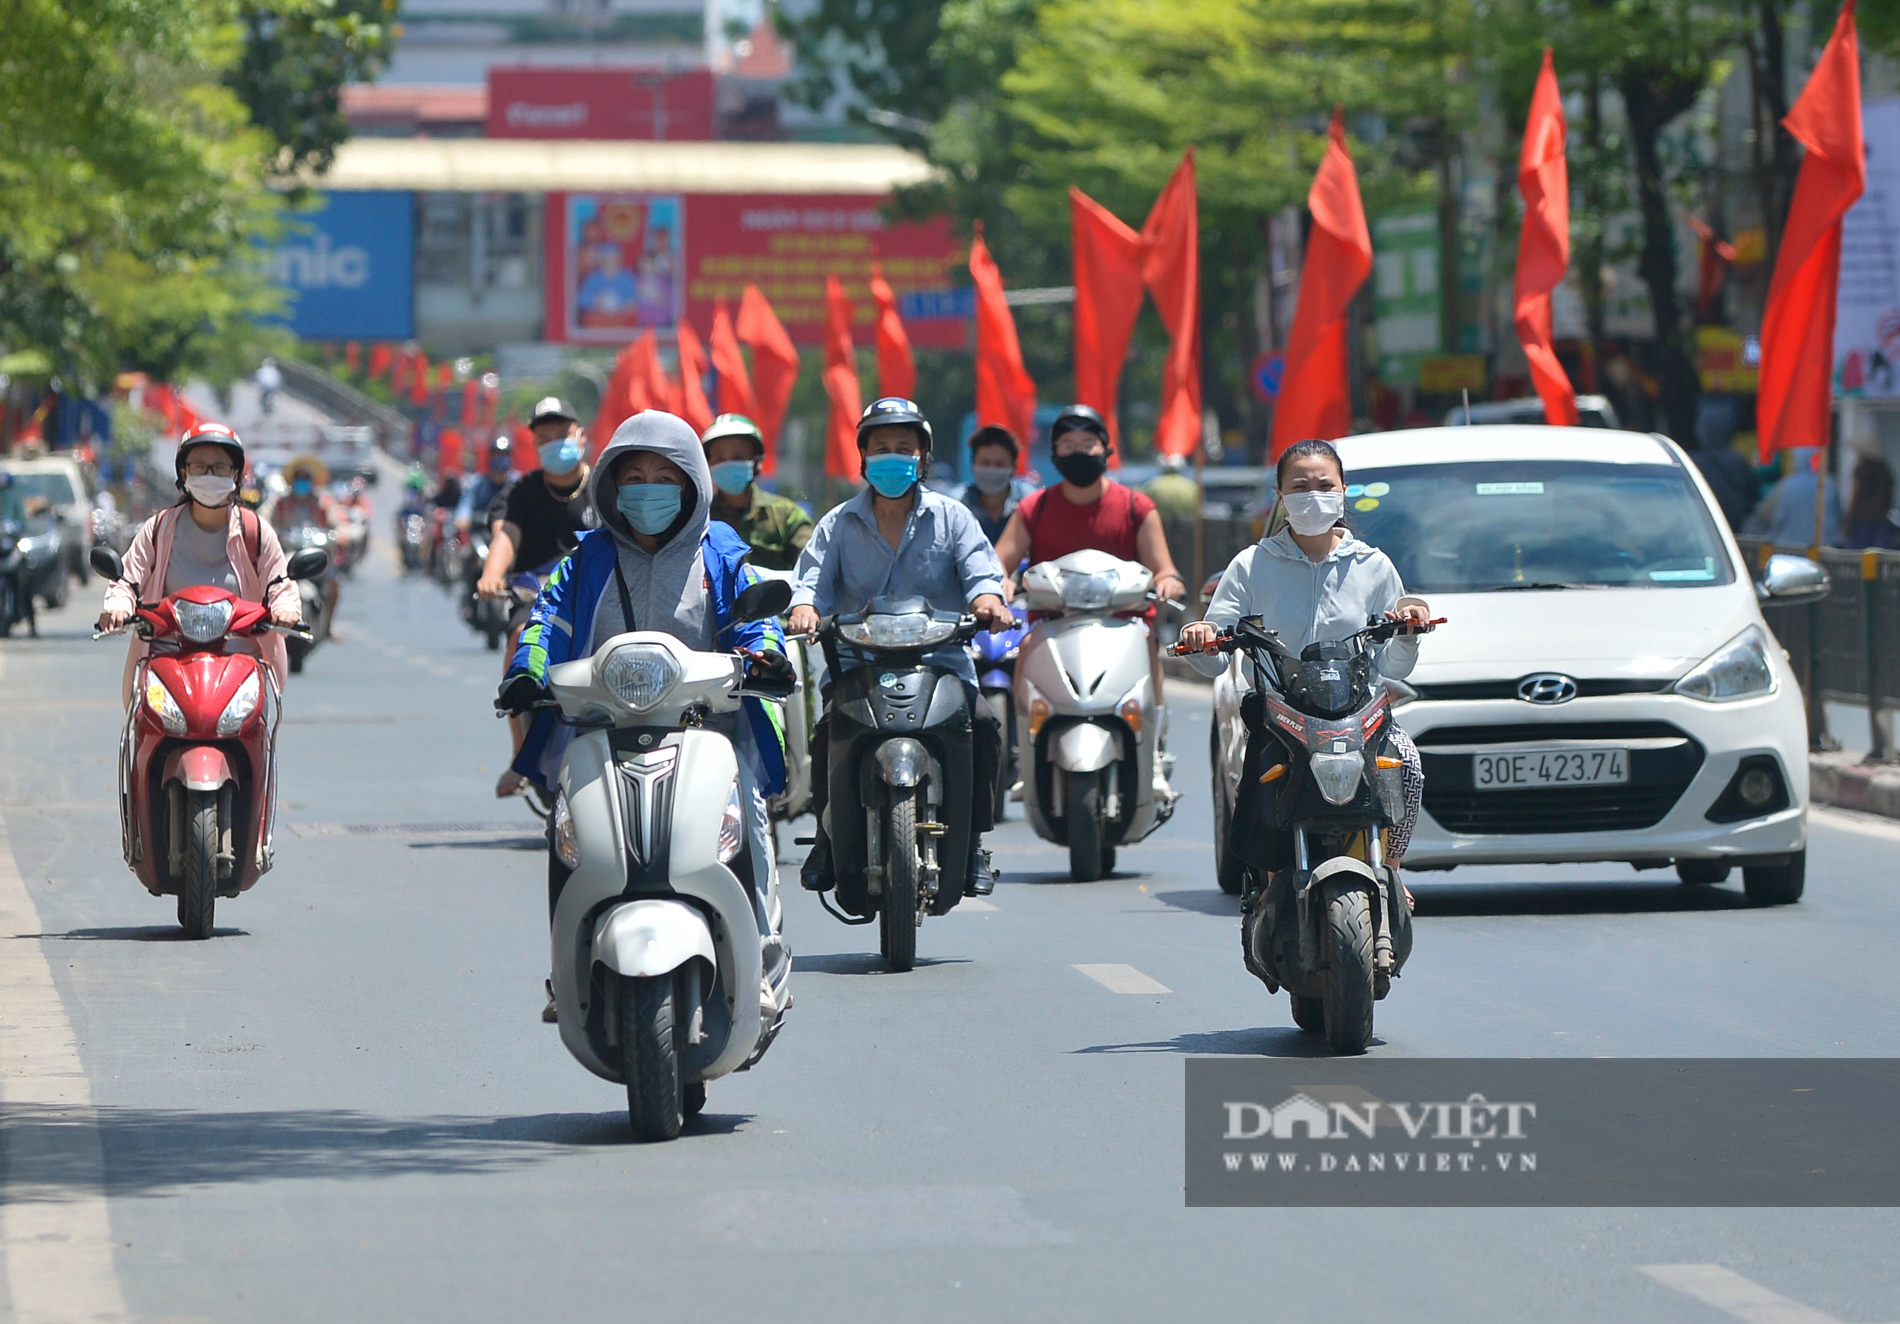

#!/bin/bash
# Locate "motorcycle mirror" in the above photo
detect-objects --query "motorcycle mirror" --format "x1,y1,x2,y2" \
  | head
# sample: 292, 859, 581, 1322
286, 547, 330, 582
89, 545, 125, 581
733, 578, 792, 623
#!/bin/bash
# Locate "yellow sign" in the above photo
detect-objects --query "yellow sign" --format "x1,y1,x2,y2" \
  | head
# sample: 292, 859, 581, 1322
1417, 355, 1487, 393
1695, 326, 1758, 393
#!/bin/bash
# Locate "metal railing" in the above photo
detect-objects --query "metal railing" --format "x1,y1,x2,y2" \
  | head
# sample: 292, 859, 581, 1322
276, 358, 414, 457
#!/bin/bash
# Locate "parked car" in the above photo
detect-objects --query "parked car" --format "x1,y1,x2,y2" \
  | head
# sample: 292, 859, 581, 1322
1, 455, 93, 588
1210, 425, 1823, 905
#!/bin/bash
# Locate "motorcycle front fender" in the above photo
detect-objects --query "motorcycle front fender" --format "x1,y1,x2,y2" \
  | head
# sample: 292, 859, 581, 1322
592, 898, 716, 978
165, 744, 236, 792
1052, 721, 1119, 773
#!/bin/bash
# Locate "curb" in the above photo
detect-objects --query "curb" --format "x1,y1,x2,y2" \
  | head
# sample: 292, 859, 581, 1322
1810, 752, 1900, 819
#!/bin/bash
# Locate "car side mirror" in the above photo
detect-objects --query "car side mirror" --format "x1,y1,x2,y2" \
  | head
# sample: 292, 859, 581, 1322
733, 577, 792, 623
90, 545, 125, 581
286, 547, 330, 582
1755, 554, 1829, 604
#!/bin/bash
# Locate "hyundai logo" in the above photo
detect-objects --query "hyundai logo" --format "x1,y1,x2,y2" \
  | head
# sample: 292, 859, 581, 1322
1517, 673, 1579, 705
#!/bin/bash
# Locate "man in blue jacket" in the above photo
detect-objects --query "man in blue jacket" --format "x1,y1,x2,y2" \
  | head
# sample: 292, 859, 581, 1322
497, 410, 795, 1021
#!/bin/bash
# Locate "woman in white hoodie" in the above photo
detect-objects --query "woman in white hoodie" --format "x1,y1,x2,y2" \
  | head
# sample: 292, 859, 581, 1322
1180, 439, 1431, 882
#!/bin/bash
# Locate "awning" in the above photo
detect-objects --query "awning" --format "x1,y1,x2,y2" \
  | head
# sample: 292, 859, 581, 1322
306, 137, 936, 195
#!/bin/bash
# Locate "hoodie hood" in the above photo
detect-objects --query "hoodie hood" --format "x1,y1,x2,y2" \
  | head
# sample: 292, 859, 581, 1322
589, 410, 711, 551
1258, 525, 1380, 566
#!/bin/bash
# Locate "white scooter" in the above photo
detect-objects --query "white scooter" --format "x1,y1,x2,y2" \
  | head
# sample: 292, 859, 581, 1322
1015, 550, 1176, 881
538, 578, 796, 1140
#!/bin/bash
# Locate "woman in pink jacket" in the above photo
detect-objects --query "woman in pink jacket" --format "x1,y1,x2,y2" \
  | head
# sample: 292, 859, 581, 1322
98, 424, 303, 701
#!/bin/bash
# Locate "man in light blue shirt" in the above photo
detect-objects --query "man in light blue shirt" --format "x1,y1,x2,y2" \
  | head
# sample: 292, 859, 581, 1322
1745, 455, 1843, 550
788, 397, 1012, 897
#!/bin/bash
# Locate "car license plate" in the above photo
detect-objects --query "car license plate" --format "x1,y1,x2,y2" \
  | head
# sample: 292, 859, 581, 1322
1473, 747, 1628, 789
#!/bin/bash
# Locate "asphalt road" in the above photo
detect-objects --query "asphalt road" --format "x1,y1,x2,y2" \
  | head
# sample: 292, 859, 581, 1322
2, 527, 1897, 1324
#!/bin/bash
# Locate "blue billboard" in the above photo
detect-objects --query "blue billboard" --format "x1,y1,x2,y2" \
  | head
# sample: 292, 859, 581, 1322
269, 191, 414, 340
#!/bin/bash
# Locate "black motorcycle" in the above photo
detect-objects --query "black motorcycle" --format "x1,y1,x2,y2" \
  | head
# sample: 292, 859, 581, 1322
0, 518, 36, 638
1176, 614, 1439, 1055
812, 597, 980, 972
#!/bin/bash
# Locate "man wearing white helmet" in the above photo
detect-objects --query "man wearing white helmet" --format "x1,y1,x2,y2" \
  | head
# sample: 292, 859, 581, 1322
700, 413, 814, 572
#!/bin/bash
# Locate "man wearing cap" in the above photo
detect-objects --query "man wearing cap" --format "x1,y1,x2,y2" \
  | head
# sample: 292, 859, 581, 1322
478, 397, 599, 796
701, 413, 814, 572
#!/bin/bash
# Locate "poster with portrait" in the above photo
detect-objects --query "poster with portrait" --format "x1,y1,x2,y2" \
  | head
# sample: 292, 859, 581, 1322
1836, 100, 1900, 399
558, 194, 684, 342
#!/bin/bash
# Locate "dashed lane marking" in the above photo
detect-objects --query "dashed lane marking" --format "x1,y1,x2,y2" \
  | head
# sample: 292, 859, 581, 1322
1072, 963, 1171, 995
1640, 1264, 1896, 1324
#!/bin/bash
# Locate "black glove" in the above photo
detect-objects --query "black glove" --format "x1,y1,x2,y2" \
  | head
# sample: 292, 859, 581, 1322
744, 649, 798, 696
495, 673, 549, 717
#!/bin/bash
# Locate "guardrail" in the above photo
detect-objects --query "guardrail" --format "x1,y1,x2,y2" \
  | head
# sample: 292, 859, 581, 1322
276, 357, 413, 457
1737, 537, 1900, 760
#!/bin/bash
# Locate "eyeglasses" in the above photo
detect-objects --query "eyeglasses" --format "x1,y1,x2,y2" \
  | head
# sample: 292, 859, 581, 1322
184, 463, 237, 478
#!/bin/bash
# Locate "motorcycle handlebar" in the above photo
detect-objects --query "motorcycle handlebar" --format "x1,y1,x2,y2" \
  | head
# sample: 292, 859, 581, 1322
1169, 616, 1447, 657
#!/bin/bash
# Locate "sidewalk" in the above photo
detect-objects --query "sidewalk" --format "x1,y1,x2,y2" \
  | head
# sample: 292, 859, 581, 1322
1810, 751, 1900, 820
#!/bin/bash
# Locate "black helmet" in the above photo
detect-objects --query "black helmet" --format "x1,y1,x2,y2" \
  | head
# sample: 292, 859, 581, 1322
1050, 404, 1110, 445
174, 422, 246, 489
856, 396, 934, 451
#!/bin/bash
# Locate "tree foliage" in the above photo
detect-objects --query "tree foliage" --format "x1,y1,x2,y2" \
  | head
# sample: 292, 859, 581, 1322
228, 0, 395, 178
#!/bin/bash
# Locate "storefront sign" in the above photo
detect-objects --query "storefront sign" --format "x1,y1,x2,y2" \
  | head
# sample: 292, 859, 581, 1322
268, 191, 414, 340
486, 68, 717, 141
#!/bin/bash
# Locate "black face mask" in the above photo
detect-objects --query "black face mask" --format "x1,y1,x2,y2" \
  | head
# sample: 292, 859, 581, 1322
1053, 449, 1109, 487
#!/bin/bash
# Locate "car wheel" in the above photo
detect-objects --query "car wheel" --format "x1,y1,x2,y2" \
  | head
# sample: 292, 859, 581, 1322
1743, 849, 1805, 905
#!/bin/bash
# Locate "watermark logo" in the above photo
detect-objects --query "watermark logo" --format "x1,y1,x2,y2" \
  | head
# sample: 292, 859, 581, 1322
1217, 1091, 1537, 1177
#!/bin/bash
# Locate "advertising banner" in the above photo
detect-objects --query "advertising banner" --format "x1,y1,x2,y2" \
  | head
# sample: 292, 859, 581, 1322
269, 191, 414, 341
1371, 212, 1441, 385
545, 193, 967, 349
486, 67, 716, 141
1836, 99, 1900, 399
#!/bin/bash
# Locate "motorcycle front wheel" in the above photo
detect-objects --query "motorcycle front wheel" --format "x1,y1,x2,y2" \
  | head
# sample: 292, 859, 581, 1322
1320, 885, 1376, 1055
1067, 770, 1107, 882
178, 789, 218, 939
622, 975, 684, 1141
878, 789, 921, 972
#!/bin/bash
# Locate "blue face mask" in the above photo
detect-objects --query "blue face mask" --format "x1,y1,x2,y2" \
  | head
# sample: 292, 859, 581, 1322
538, 437, 582, 475
616, 483, 683, 536
709, 460, 754, 497
863, 453, 920, 499
292, 477, 313, 496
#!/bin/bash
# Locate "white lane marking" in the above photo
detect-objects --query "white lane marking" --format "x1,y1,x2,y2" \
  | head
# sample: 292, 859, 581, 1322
0, 811, 131, 1323
953, 898, 998, 913
1639, 1265, 1885, 1324
1073, 963, 1171, 995
1811, 804, 1900, 842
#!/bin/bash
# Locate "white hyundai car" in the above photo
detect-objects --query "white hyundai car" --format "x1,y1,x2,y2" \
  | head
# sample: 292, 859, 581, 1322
1209, 426, 1826, 905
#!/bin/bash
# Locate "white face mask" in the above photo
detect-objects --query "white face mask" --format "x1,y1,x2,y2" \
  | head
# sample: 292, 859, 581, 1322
184, 475, 236, 507
1281, 489, 1345, 536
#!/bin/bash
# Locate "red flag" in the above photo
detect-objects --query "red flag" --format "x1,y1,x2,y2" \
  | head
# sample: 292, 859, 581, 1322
1759, 0, 1864, 461
368, 343, 393, 381
1141, 149, 1202, 457
675, 319, 715, 433
970, 224, 1037, 468
822, 273, 863, 481
1270, 109, 1373, 457
344, 341, 361, 373
709, 301, 759, 424
408, 354, 432, 406
639, 330, 679, 417
737, 283, 800, 475
1071, 186, 1145, 452
461, 378, 480, 429
591, 343, 637, 450
1514, 49, 1580, 427
869, 262, 916, 400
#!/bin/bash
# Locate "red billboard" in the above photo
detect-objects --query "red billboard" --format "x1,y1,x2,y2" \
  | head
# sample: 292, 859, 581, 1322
486, 68, 717, 141
544, 193, 967, 349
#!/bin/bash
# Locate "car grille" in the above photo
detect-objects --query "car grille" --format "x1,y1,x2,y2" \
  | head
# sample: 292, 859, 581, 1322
1416, 721, 1705, 835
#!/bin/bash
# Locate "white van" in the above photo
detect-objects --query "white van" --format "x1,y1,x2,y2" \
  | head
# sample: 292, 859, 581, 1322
1209, 426, 1825, 904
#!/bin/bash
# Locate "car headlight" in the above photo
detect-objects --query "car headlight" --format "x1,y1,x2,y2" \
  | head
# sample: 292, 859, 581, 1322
1060, 569, 1118, 610
144, 674, 186, 734
216, 672, 260, 735
840, 613, 958, 649
174, 598, 235, 643
1309, 751, 1365, 806
1675, 625, 1776, 703
601, 643, 680, 710
551, 792, 580, 869
716, 780, 744, 863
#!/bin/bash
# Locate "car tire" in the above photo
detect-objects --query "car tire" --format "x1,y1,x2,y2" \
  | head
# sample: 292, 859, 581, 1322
1743, 849, 1805, 905
1676, 859, 1731, 886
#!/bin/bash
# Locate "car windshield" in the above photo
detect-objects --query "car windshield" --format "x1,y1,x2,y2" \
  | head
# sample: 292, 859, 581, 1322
1348, 459, 1736, 592
7, 472, 76, 505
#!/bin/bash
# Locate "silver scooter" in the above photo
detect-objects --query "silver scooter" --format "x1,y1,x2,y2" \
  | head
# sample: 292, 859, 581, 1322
1015, 550, 1175, 880
538, 579, 795, 1140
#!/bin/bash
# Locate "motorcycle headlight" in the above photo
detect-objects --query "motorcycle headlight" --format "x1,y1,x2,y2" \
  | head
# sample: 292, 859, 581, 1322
173, 598, 235, 644
216, 672, 261, 735
1060, 569, 1118, 610
840, 613, 957, 649
1674, 625, 1777, 703
600, 643, 679, 711
1309, 751, 1365, 806
551, 792, 580, 869
716, 780, 744, 863
144, 674, 187, 735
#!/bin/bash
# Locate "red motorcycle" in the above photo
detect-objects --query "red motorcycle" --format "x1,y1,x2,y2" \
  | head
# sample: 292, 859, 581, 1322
91, 545, 325, 937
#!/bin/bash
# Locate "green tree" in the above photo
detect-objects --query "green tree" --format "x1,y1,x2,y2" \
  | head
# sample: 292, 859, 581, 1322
228, 0, 396, 178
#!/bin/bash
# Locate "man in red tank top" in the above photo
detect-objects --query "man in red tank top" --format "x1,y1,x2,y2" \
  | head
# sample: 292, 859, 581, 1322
992, 404, 1186, 800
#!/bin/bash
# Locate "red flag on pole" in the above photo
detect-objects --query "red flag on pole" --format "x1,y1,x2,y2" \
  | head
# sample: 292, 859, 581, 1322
1270, 109, 1373, 457
1514, 49, 1580, 427
1141, 149, 1202, 457
636, 329, 678, 417
591, 343, 637, 451
368, 343, 393, 381
709, 300, 759, 425
1070, 186, 1145, 451
408, 354, 432, 406
1758, 0, 1864, 461
737, 283, 800, 475
869, 262, 917, 400
970, 224, 1037, 470
675, 319, 715, 434
822, 273, 863, 481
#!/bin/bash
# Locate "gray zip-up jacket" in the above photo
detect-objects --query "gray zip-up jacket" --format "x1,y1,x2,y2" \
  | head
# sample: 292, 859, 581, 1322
1189, 528, 1423, 680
